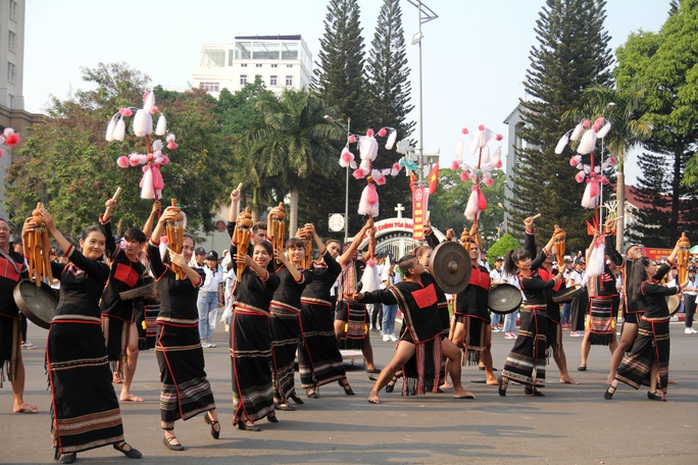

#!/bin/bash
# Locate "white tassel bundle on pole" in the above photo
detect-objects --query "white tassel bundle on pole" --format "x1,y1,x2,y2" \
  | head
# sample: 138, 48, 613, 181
360, 259, 381, 293
140, 167, 154, 199
464, 188, 479, 220
358, 183, 379, 217
577, 129, 597, 155
587, 241, 605, 277
581, 180, 599, 209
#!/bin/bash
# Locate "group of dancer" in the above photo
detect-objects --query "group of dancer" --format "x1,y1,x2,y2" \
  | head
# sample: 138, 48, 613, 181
0, 188, 688, 463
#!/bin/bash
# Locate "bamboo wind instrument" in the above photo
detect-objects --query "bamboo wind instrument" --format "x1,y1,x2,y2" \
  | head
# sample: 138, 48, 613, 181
677, 232, 691, 284
553, 224, 566, 267
267, 203, 286, 264
22, 203, 54, 287
234, 208, 253, 281
296, 225, 313, 269
165, 199, 186, 279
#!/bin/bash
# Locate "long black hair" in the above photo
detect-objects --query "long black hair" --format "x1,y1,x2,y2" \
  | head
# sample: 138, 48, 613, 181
503, 248, 531, 276
628, 256, 651, 305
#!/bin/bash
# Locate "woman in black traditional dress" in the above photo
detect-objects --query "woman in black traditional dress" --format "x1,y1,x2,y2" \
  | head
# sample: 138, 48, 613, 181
498, 216, 562, 397
230, 240, 280, 431
270, 237, 313, 410
148, 206, 219, 451
297, 221, 371, 398
33, 205, 141, 464
604, 256, 685, 401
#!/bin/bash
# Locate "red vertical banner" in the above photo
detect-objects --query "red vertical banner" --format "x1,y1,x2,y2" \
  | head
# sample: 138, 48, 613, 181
412, 186, 429, 240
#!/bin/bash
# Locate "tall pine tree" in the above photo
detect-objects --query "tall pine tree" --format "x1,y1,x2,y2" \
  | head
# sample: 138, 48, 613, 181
510, 0, 613, 252
304, 0, 373, 237
364, 0, 414, 222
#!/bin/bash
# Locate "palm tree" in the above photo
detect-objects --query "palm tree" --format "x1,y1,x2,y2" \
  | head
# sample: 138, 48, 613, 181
240, 89, 343, 234
582, 84, 653, 252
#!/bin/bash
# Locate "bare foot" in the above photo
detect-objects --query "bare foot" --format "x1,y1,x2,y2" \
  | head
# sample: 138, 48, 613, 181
13, 402, 38, 413
453, 388, 476, 399
485, 378, 499, 386
668, 378, 678, 385
560, 376, 580, 385
368, 391, 381, 404
120, 393, 144, 402
439, 382, 452, 391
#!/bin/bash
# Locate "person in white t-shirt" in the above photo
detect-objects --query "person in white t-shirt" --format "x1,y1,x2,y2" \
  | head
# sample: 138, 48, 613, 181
380, 257, 402, 342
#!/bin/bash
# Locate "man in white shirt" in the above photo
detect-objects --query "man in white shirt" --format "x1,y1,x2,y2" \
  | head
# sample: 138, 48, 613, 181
197, 250, 224, 348
380, 257, 401, 342
489, 257, 505, 332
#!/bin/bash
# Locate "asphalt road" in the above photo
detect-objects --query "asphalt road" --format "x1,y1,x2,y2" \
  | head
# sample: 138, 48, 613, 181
2, 321, 697, 465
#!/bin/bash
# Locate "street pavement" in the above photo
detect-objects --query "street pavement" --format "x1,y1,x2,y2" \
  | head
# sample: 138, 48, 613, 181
2, 321, 697, 465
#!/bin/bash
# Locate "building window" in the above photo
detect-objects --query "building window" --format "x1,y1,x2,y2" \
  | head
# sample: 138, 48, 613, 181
287, 64, 293, 68
255, 63, 262, 68
7, 62, 16, 84
240, 63, 247, 67
271, 64, 278, 68
285, 75, 293, 86
270, 75, 277, 86
9, 1, 18, 20
8, 94, 14, 108
199, 82, 220, 92
240, 75, 248, 86
8, 31, 16, 52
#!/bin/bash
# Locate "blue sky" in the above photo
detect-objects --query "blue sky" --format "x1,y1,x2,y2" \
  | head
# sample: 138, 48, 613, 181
24, 0, 671, 183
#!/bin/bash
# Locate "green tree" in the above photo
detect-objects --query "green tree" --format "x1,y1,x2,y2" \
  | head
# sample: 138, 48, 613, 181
486, 234, 522, 268
5, 63, 232, 238
511, 0, 613, 252
238, 89, 342, 234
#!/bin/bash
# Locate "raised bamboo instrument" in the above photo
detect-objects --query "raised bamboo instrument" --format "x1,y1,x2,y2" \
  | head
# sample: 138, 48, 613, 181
677, 232, 691, 284
553, 224, 566, 267
234, 207, 253, 281
165, 199, 186, 279
22, 202, 53, 287
267, 203, 286, 264
296, 225, 313, 269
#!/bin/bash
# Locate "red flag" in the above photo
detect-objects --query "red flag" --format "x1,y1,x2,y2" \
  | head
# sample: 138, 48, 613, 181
427, 162, 439, 194
409, 172, 416, 191
586, 220, 597, 236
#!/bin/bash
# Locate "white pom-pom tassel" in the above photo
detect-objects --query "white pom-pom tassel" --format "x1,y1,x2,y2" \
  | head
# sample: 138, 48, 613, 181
581, 181, 598, 209
587, 241, 606, 277
359, 135, 378, 161
570, 122, 585, 141
143, 91, 156, 113
464, 189, 479, 220
360, 260, 381, 293
113, 118, 126, 141
105, 117, 117, 141
385, 130, 397, 150
133, 109, 149, 137
359, 159, 371, 173
358, 183, 379, 217
155, 114, 167, 136
140, 167, 155, 199
596, 121, 612, 139
555, 130, 571, 154
577, 129, 597, 154
455, 139, 464, 161
491, 147, 502, 166
469, 135, 479, 156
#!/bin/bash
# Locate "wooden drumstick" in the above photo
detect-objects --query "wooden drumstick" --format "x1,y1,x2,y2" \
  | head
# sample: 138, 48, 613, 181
532, 213, 541, 220
111, 186, 122, 203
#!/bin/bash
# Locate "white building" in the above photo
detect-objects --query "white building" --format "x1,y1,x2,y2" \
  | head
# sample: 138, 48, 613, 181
1, 0, 43, 220
191, 35, 312, 97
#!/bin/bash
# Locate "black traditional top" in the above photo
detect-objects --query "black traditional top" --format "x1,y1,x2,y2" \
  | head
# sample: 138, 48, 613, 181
360, 272, 443, 343
301, 248, 341, 307
640, 279, 680, 320
0, 249, 26, 318
270, 264, 313, 313
626, 260, 671, 313
147, 242, 203, 325
517, 271, 557, 307
100, 246, 145, 320
524, 230, 563, 320
455, 265, 490, 318
51, 245, 110, 322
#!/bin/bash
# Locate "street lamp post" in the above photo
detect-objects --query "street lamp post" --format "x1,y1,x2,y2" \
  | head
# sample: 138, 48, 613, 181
407, 0, 438, 185
323, 115, 351, 243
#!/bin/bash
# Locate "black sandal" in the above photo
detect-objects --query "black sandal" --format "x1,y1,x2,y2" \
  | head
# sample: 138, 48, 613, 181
267, 413, 279, 423
604, 384, 617, 400
113, 441, 142, 459
647, 390, 665, 401
203, 414, 221, 439
59, 453, 77, 464
163, 435, 185, 451
289, 394, 304, 405
497, 376, 508, 397
385, 375, 398, 393
306, 387, 318, 399
236, 420, 261, 431
338, 379, 355, 396
524, 385, 545, 397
